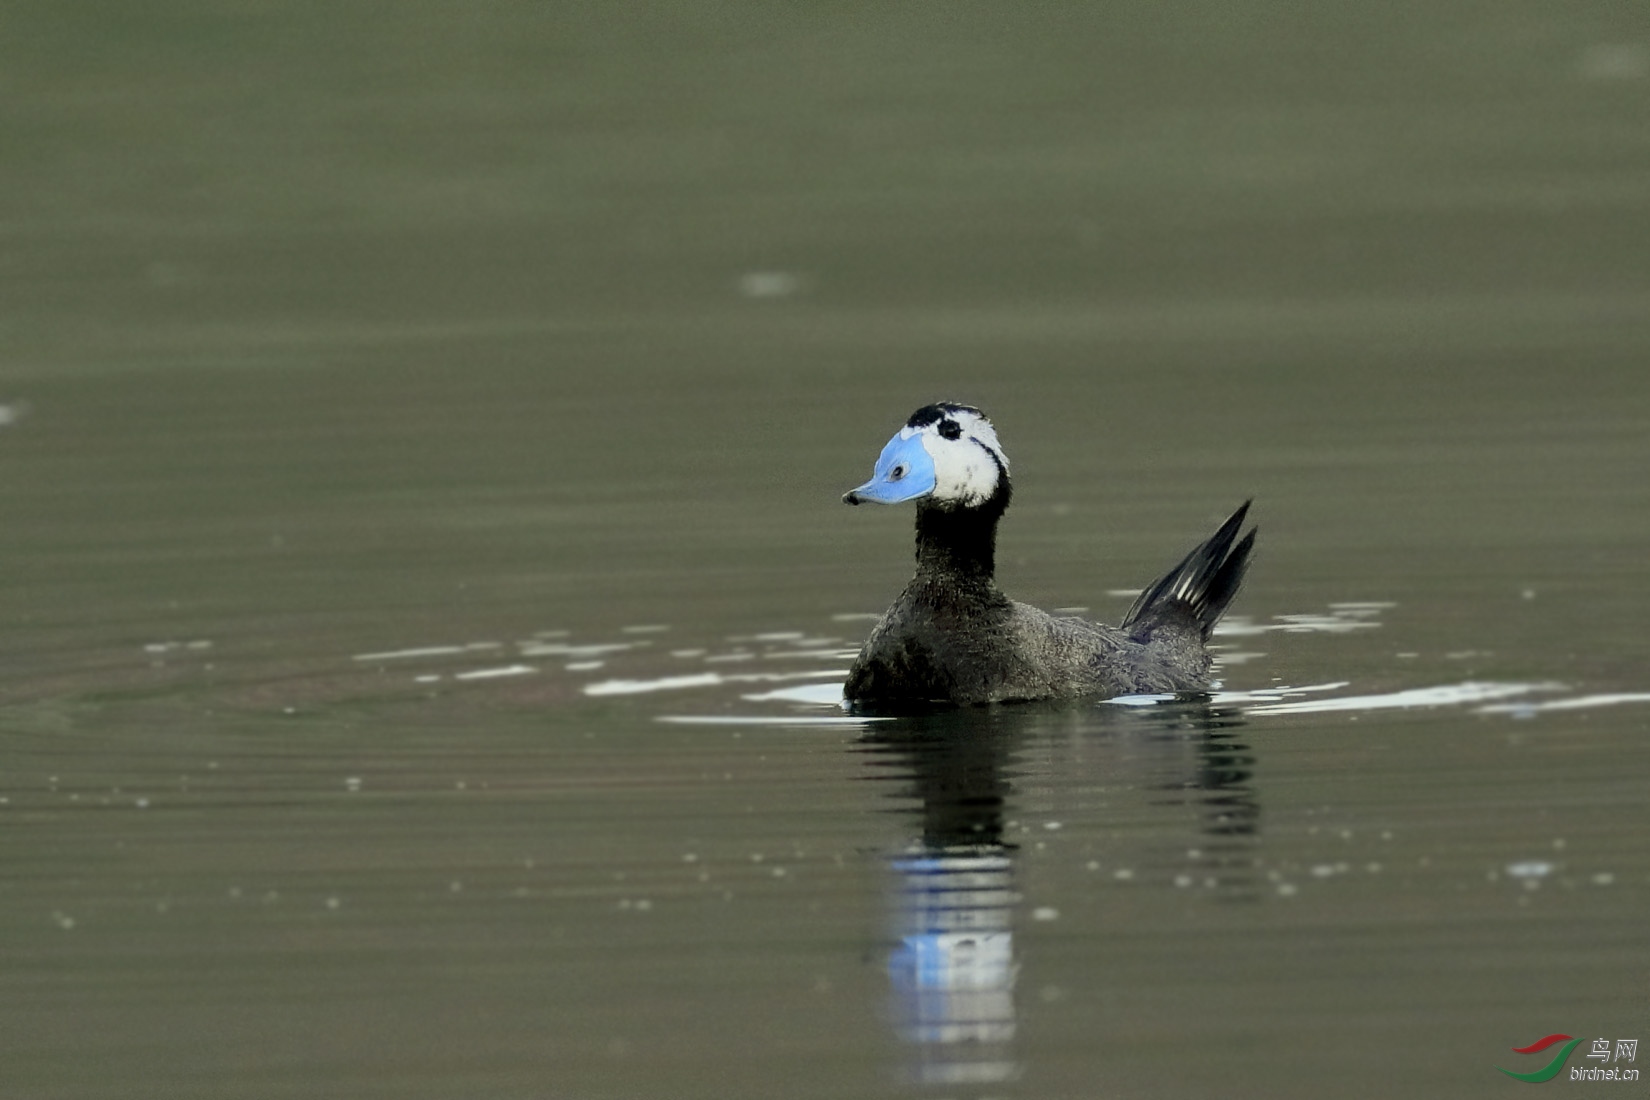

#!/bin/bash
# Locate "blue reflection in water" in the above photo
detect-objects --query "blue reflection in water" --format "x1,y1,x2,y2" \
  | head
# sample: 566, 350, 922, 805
866, 712, 1025, 1087
863, 702, 1259, 1088
888, 851, 1020, 1085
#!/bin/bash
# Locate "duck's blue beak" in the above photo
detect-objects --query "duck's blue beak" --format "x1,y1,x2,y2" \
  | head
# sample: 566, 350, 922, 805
843, 433, 936, 505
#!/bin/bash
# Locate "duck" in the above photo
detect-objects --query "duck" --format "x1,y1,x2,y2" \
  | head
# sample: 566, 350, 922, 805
841, 402, 1255, 710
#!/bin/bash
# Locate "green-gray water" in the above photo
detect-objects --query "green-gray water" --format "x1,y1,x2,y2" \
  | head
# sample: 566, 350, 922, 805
4, 4, 1648, 1097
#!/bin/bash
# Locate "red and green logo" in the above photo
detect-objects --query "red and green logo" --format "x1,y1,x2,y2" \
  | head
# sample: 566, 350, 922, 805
1497, 1034, 1582, 1083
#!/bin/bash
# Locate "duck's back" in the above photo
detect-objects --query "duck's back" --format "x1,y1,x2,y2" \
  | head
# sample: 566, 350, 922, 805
844, 583, 1212, 708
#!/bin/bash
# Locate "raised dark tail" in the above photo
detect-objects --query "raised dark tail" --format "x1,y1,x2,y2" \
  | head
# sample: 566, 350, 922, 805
1121, 501, 1256, 642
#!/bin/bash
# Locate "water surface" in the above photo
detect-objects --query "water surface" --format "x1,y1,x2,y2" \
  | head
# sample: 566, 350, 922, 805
4, 4, 1650, 1097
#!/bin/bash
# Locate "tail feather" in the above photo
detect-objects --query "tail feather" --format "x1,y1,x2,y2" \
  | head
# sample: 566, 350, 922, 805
1122, 501, 1256, 642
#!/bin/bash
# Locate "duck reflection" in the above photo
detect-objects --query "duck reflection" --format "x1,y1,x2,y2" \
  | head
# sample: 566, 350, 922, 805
860, 700, 1258, 1088
869, 710, 1023, 1087
1135, 702, 1261, 897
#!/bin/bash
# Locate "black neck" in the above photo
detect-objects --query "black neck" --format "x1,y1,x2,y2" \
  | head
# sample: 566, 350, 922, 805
913, 482, 1011, 585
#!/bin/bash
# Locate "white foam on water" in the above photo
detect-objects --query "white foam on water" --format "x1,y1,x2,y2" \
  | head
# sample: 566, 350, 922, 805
742, 683, 847, 706
761, 649, 861, 660
584, 670, 850, 697
656, 714, 887, 727
586, 672, 722, 695
1106, 682, 1349, 708
1105, 693, 1177, 707
1243, 681, 1564, 716
1213, 605, 1391, 638
453, 665, 537, 681
1211, 682, 1351, 704
1477, 692, 1650, 716
517, 642, 638, 658
354, 645, 475, 661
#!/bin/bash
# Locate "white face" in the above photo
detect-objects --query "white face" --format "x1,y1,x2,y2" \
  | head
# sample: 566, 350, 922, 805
844, 404, 1010, 508
913, 406, 1008, 506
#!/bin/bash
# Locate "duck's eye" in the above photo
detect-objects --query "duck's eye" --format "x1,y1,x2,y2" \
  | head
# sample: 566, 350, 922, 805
890, 463, 907, 481
938, 419, 962, 440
